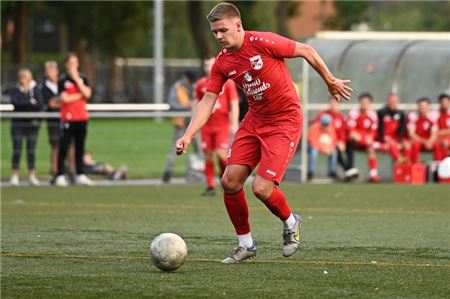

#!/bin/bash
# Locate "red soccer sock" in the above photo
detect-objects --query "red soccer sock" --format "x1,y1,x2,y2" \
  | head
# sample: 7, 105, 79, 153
434, 142, 447, 161
224, 189, 250, 235
204, 161, 215, 188
218, 159, 226, 177
368, 156, 378, 177
389, 143, 400, 161
264, 187, 291, 221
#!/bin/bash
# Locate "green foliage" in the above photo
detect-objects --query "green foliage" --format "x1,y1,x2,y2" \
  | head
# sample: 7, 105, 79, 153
44, 1, 151, 58
325, 1, 371, 30
371, 1, 450, 31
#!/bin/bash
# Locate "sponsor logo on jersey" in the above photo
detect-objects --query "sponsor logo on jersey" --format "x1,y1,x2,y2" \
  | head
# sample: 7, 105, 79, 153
265, 169, 277, 177
253, 94, 263, 101
249, 55, 263, 70
227, 149, 232, 158
244, 72, 253, 82
228, 70, 237, 76
64, 81, 75, 89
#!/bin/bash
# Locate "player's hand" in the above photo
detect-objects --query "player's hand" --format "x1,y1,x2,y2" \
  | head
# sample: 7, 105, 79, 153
176, 135, 192, 155
327, 78, 353, 102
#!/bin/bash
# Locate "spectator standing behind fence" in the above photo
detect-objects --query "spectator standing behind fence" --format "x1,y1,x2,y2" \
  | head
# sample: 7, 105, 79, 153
54, 53, 94, 186
407, 97, 438, 163
434, 93, 450, 161
40, 61, 62, 181
162, 71, 197, 183
9, 68, 43, 186
195, 57, 239, 196
346, 93, 381, 182
307, 114, 337, 181
375, 93, 408, 162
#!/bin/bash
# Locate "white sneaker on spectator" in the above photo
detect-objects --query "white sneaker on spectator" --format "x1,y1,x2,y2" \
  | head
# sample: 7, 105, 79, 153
10, 175, 19, 186
55, 175, 68, 187
29, 175, 41, 186
76, 174, 95, 186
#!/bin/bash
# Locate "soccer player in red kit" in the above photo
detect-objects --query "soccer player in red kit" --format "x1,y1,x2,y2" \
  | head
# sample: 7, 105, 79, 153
433, 94, 450, 161
375, 93, 408, 162
195, 57, 240, 196
176, 3, 352, 263
347, 93, 380, 182
407, 97, 438, 163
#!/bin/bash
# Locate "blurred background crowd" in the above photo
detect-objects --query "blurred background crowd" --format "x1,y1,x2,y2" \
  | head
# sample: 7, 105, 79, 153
1, 1, 449, 185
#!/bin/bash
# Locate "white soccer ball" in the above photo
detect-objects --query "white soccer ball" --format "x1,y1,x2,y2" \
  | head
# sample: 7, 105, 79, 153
149, 233, 188, 272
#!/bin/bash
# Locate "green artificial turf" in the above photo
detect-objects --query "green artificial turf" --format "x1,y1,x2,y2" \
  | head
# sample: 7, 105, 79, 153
1, 119, 191, 180
1, 184, 449, 298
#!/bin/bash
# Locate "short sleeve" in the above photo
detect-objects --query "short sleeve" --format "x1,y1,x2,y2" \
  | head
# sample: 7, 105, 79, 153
260, 32, 296, 58
206, 62, 227, 95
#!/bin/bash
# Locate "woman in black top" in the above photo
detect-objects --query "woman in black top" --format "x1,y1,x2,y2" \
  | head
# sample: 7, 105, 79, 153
9, 68, 43, 186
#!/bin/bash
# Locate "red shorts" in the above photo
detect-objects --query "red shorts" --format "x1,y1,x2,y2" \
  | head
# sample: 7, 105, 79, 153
227, 112, 302, 185
201, 126, 230, 152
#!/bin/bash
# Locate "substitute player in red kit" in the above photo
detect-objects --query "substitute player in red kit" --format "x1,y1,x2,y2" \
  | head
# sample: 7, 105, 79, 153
195, 57, 239, 196
407, 97, 438, 163
176, 3, 352, 263
434, 93, 450, 161
346, 93, 380, 182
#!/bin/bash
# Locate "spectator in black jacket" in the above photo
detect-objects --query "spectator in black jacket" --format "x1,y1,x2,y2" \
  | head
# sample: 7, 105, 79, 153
40, 60, 61, 179
9, 68, 43, 186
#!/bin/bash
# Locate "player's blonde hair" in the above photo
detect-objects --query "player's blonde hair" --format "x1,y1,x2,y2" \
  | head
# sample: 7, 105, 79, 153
207, 2, 241, 22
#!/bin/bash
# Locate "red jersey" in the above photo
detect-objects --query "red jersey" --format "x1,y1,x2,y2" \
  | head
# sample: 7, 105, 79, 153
58, 75, 89, 121
314, 109, 346, 141
195, 77, 238, 128
407, 111, 437, 139
347, 108, 378, 137
437, 109, 450, 133
207, 31, 300, 122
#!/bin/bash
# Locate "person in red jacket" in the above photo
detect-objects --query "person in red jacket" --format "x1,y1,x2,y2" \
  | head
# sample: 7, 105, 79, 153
54, 53, 94, 186
313, 100, 359, 180
346, 93, 380, 182
434, 93, 450, 161
307, 114, 337, 180
407, 97, 438, 163
195, 56, 239, 196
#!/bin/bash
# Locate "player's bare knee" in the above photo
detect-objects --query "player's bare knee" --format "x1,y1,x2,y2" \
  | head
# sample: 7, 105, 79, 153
221, 175, 242, 193
252, 181, 272, 201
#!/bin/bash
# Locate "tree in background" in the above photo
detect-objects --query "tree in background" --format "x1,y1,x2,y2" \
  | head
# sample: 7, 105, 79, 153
1, 1, 31, 65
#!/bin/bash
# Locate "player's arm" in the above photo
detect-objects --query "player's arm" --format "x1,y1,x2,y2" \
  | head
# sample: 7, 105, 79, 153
74, 78, 92, 99
229, 98, 239, 135
293, 43, 352, 101
176, 92, 218, 155
437, 127, 450, 136
408, 125, 425, 143
60, 91, 83, 103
